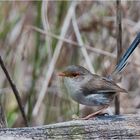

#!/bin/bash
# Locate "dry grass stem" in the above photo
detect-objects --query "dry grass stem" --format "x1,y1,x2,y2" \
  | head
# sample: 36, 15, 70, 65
41, 0, 52, 61
33, 2, 77, 116
28, 26, 116, 58
72, 12, 95, 73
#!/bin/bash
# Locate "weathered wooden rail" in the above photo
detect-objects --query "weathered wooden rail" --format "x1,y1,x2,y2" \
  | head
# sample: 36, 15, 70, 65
0, 114, 140, 140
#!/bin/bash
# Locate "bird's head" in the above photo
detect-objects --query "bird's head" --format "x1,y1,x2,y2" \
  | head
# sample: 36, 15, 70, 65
58, 65, 90, 79
58, 65, 91, 97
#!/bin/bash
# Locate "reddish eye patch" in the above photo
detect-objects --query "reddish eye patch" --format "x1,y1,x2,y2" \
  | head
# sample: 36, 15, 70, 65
58, 72, 80, 77
69, 72, 80, 77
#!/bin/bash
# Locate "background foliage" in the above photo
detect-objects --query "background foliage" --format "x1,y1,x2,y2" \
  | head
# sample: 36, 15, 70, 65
0, 1, 140, 127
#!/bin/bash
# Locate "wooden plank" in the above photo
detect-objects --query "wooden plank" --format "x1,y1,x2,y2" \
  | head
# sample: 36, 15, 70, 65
0, 115, 140, 140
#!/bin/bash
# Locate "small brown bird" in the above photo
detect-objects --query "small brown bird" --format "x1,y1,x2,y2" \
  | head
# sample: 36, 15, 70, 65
58, 33, 140, 119
58, 65, 126, 120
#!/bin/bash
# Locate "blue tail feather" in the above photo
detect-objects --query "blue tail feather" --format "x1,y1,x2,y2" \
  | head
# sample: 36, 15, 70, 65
113, 32, 140, 74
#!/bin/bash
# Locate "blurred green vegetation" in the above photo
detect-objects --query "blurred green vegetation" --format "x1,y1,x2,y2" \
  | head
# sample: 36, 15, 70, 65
0, 1, 140, 127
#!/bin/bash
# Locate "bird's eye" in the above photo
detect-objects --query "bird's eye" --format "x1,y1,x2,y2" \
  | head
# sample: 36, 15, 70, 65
71, 73, 80, 77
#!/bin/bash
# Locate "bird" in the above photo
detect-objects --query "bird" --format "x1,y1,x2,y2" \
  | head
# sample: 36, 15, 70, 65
58, 32, 140, 120
58, 65, 127, 119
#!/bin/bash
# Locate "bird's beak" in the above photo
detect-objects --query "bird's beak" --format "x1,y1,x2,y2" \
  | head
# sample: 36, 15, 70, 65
58, 72, 66, 77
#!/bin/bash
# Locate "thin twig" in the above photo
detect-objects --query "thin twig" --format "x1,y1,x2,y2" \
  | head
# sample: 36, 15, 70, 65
28, 26, 140, 68
33, 2, 77, 116
0, 56, 28, 127
27, 26, 116, 58
72, 11, 95, 73
115, 0, 122, 115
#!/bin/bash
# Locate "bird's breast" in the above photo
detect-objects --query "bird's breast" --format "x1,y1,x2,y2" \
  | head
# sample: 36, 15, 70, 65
64, 78, 81, 94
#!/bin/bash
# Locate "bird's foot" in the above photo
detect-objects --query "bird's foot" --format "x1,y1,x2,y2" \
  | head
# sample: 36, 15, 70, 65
72, 114, 94, 120
72, 105, 109, 120
81, 112, 109, 120
81, 113, 99, 120
81, 105, 109, 120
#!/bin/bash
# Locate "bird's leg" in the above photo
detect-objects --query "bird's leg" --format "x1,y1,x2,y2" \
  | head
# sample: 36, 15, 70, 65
81, 105, 109, 120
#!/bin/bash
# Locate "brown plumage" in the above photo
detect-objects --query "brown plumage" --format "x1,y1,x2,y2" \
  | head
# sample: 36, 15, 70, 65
58, 65, 126, 119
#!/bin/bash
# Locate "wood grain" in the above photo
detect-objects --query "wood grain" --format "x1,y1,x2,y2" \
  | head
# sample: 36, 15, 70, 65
0, 115, 140, 140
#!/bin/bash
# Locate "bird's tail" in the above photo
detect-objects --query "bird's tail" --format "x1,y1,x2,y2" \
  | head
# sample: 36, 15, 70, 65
112, 32, 140, 75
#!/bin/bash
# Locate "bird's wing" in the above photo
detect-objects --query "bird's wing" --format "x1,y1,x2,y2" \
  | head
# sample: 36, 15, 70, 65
81, 75, 126, 96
